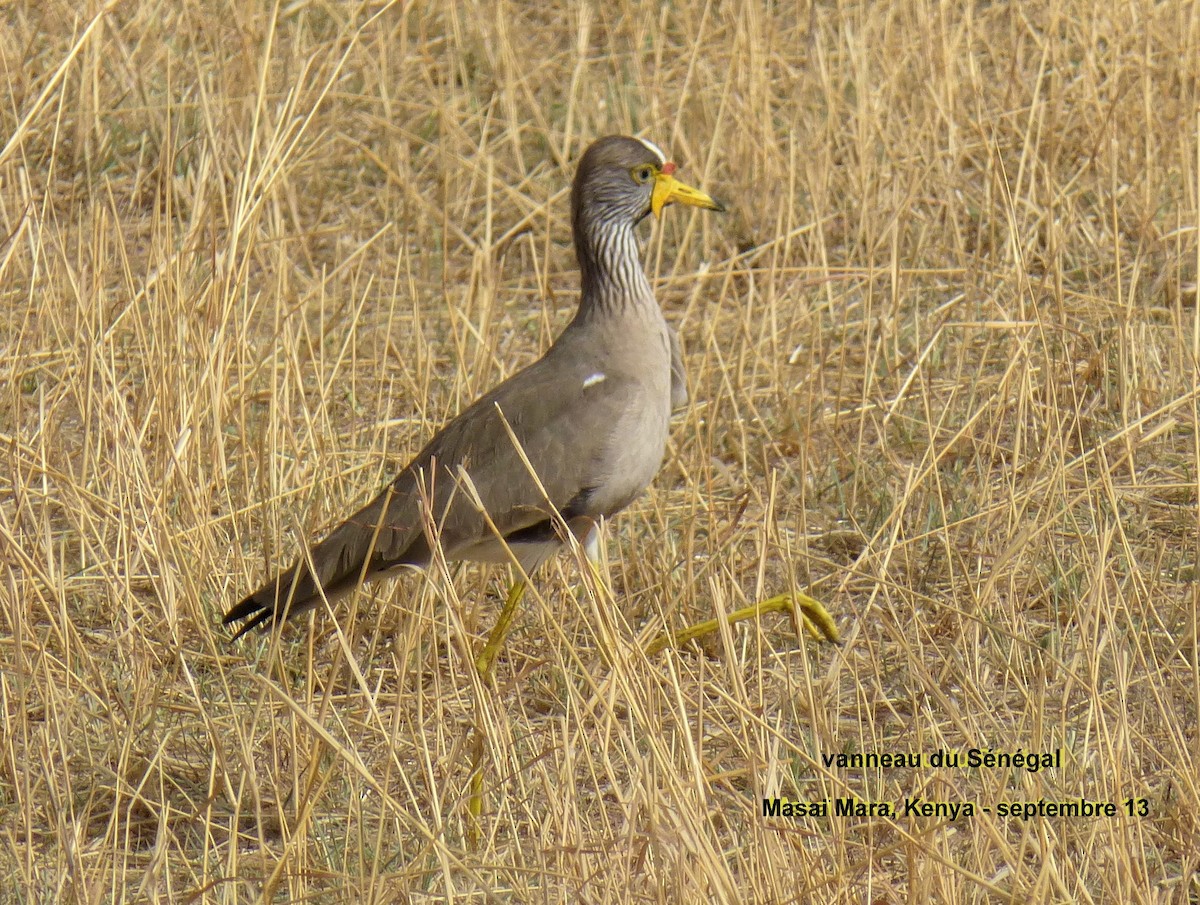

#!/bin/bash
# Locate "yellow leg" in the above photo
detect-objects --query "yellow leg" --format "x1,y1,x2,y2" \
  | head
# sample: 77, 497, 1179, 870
467, 577, 528, 844
466, 729, 486, 844
475, 579, 528, 681
468, 541, 604, 841
644, 590, 839, 656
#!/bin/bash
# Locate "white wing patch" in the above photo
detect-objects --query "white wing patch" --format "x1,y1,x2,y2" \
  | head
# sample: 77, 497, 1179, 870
582, 372, 607, 389
636, 137, 667, 165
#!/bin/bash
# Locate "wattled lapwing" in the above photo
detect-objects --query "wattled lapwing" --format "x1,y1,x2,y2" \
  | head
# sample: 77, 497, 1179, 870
224, 135, 837, 672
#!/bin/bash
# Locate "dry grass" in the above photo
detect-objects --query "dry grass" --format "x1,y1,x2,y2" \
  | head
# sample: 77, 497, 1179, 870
2, 0, 1199, 901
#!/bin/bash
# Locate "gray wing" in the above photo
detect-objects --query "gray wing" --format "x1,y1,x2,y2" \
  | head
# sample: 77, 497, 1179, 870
224, 351, 622, 637
400, 353, 622, 554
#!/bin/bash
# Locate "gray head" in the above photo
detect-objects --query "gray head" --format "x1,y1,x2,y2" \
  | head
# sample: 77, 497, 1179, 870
570, 135, 724, 302
571, 135, 724, 234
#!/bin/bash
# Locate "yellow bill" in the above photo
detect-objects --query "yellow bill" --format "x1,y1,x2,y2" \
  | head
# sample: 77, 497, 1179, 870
651, 167, 726, 217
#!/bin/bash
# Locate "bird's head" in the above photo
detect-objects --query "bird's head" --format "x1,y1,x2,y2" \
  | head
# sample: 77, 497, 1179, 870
571, 135, 725, 233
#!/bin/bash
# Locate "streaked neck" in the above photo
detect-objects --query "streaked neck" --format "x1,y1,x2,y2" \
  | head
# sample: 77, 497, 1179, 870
575, 220, 654, 316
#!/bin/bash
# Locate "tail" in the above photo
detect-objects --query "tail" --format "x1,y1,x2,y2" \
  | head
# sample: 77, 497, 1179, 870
224, 488, 419, 640
222, 561, 340, 642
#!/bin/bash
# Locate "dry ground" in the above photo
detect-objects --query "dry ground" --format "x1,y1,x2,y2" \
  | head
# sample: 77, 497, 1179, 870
2, 0, 1199, 902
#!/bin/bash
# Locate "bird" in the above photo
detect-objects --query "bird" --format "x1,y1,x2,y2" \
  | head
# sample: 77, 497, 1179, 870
224, 135, 837, 669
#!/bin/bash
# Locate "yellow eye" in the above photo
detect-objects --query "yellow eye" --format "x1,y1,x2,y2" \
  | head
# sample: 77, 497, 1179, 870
632, 165, 655, 184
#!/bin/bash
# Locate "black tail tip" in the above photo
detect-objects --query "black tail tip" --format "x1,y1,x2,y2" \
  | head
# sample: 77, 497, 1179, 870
223, 594, 275, 641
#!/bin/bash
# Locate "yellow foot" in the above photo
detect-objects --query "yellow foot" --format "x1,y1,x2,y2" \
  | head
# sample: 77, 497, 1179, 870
644, 590, 839, 656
